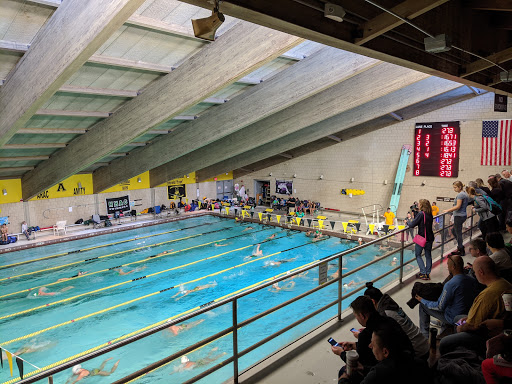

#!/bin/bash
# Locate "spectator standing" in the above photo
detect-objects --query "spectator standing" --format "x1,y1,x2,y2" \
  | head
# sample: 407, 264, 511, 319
1, 224, 8, 242
476, 178, 491, 195
415, 255, 477, 338
497, 174, 512, 227
382, 207, 395, 226
466, 186, 500, 240
439, 257, 512, 356
408, 199, 434, 280
488, 176, 506, 229
443, 181, 469, 256
431, 202, 439, 217
404, 212, 415, 242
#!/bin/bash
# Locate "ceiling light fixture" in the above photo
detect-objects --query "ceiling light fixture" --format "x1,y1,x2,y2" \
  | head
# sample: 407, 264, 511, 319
324, 3, 345, 22
192, 0, 225, 41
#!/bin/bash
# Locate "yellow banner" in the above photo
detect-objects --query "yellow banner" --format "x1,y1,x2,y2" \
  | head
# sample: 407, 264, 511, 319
318, 219, 324, 229
30, 174, 93, 201
369, 224, 375, 234
276, 215, 281, 224
225, 207, 230, 215
156, 172, 197, 188
258, 212, 263, 221
6, 351, 13, 376
0, 179, 22, 204
342, 222, 348, 232
241, 210, 246, 218
100, 172, 150, 193
295, 217, 301, 226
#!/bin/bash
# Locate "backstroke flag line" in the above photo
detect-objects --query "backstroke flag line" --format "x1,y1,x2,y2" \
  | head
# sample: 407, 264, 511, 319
482, 120, 512, 166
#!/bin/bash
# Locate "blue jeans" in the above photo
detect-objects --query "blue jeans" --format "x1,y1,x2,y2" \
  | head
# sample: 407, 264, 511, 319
439, 330, 486, 356
419, 303, 450, 338
415, 241, 432, 275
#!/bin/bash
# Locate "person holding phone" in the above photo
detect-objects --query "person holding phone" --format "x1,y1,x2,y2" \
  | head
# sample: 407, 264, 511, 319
330, 296, 413, 381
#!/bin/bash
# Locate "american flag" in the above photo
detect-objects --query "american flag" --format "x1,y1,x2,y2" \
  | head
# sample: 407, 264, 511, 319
482, 120, 512, 166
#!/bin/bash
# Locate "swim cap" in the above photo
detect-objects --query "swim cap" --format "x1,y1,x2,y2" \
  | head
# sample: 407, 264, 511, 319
181, 356, 189, 364
343, 284, 348, 288
358, 238, 362, 241
72, 365, 82, 375
393, 257, 398, 261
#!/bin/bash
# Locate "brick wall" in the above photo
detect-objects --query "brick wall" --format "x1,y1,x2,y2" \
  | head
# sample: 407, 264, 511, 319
235, 92, 512, 217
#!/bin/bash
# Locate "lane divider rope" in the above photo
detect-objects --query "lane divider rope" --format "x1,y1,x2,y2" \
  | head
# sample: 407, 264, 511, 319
0, 221, 216, 270
0, 251, 318, 384
0, 235, 311, 346
0, 227, 268, 300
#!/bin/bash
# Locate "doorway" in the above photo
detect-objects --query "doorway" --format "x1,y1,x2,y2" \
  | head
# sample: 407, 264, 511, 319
254, 180, 270, 206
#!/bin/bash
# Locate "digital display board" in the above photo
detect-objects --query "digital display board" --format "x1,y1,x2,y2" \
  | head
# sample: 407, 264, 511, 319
414, 121, 460, 178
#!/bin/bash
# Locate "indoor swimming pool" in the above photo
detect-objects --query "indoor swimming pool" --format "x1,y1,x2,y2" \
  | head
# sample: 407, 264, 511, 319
0, 215, 416, 383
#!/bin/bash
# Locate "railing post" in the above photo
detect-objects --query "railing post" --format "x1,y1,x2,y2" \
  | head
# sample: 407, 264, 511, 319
338, 255, 342, 321
233, 299, 239, 384
399, 230, 404, 284
440, 213, 446, 260
469, 213, 474, 240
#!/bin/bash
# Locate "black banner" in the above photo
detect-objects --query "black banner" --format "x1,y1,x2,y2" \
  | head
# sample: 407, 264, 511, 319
106, 195, 129, 214
307, 218, 312, 227
330, 221, 336, 230
168, 184, 186, 199
494, 94, 508, 112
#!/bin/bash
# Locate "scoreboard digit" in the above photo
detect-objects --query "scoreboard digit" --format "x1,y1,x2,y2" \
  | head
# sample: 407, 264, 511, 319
414, 121, 460, 178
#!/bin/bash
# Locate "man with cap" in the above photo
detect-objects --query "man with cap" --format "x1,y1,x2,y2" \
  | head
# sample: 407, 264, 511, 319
68, 358, 120, 383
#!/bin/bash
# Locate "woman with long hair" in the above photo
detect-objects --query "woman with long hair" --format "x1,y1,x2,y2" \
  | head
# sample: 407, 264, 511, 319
408, 199, 434, 280
475, 178, 491, 195
443, 181, 469, 256
466, 186, 499, 240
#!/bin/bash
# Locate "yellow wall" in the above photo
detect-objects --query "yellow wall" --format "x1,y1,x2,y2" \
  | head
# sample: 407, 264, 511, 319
203, 171, 233, 182
155, 172, 197, 187
29, 174, 93, 201
100, 172, 150, 193
0, 179, 22, 204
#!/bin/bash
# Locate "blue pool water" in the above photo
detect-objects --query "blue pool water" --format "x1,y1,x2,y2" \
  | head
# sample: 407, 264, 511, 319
0, 216, 416, 383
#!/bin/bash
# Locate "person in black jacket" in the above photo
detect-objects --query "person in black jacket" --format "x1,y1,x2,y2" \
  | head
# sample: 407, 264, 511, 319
338, 322, 432, 384
408, 199, 435, 280
489, 176, 507, 230
331, 296, 414, 382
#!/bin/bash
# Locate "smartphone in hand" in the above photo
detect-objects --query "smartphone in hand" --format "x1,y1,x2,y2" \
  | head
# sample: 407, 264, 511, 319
350, 328, 360, 333
455, 319, 466, 326
327, 337, 340, 347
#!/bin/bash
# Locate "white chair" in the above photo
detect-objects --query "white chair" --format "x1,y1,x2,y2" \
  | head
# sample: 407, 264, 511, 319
53, 221, 67, 236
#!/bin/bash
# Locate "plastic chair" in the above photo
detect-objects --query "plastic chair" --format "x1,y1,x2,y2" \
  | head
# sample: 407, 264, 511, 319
53, 221, 67, 236
92, 214, 102, 229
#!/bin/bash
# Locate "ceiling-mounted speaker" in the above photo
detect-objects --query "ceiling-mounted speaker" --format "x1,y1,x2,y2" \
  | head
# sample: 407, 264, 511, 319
192, 9, 225, 41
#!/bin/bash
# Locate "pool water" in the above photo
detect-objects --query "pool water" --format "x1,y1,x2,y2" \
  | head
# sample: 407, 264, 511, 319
0, 216, 415, 383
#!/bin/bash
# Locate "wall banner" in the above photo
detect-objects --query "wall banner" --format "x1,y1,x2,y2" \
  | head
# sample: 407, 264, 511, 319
168, 185, 186, 200
106, 195, 130, 213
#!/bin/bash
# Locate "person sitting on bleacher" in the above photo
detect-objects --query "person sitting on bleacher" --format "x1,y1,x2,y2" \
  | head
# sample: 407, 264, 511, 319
439, 257, 512, 357
338, 322, 432, 384
364, 283, 429, 360
415, 255, 477, 339
331, 296, 414, 381
21, 221, 31, 240
486, 232, 512, 282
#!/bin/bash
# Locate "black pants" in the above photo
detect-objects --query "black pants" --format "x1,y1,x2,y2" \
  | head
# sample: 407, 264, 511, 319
451, 216, 466, 250
480, 216, 500, 240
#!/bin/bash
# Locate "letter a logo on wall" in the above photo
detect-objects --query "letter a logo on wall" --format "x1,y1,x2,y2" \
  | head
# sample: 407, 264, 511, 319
57, 183, 66, 192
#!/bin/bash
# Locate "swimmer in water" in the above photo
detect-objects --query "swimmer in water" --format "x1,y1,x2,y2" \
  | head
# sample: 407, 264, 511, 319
263, 257, 298, 267
170, 348, 226, 375
1, 340, 54, 360
67, 358, 120, 384
167, 319, 205, 336
390, 256, 398, 266
172, 282, 218, 301
155, 249, 174, 257
214, 242, 229, 247
266, 233, 277, 240
312, 231, 325, 242
379, 244, 391, 251
57, 271, 88, 282
114, 265, 147, 276
358, 238, 363, 246
244, 244, 263, 260
242, 226, 254, 232
30, 286, 74, 297
305, 230, 314, 237
329, 268, 348, 280
342, 280, 365, 292
269, 281, 296, 292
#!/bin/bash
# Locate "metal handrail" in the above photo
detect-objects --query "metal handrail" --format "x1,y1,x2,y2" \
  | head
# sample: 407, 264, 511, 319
14, 211, 479, 384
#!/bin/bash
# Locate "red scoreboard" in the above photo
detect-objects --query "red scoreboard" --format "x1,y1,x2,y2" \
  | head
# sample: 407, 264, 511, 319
414, 121, 460, 178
